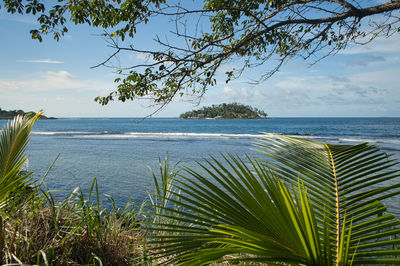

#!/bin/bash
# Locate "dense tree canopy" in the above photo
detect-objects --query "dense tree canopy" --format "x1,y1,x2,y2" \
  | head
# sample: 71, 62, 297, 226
0, 108, 54, 119
3, 0, 400, 111
180, 103, 267, 119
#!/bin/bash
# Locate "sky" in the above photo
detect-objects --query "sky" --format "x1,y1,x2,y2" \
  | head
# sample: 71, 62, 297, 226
0, 6, 399, 117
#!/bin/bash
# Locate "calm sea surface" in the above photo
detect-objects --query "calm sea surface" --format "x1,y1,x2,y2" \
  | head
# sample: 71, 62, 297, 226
1, 117, 399, 215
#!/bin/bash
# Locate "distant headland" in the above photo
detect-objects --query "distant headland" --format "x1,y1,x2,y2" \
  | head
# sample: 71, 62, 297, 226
180, 103, 267, 119
0, 108, 56, 120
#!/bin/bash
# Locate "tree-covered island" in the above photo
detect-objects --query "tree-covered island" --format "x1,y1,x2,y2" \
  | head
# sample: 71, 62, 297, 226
180, 103, 267, 119
0, 108, 55, 119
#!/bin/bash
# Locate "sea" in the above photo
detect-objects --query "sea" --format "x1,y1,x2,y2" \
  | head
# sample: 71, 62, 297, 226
1, 117, 400, 216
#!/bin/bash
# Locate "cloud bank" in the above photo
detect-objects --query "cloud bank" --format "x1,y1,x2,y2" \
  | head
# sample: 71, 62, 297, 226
16, 59, 64, 64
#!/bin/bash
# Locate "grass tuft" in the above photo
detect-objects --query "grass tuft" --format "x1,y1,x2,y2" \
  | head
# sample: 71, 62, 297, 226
2, 179, 145, 265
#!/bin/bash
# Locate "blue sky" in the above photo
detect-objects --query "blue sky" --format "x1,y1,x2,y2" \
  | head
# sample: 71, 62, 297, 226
0, 9, 399, 117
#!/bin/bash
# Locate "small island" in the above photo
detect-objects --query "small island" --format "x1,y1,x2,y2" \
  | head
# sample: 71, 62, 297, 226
180, 103, 267, 119
0, 108, 56, 120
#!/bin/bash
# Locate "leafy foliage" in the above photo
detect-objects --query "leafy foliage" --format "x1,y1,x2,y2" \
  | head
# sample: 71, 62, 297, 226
255, 135, 400, 264
0, 107, 54, 119
2, 0, 400, 109
0, 112, 41, 210
180, 102, 267, 119
146, 135, 400, 265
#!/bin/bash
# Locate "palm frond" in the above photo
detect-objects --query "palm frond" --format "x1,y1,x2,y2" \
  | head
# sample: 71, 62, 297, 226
254, 134, 400, 264
0, 161, 32, 209
146, 155, 340, 265
0, 112, 41, 210
146, 135, 400, 265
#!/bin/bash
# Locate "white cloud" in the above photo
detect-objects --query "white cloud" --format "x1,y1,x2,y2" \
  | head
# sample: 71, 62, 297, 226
340, 35, 400, 55
351, 67, 400, 87
0, 81, 21, 91
254, 87, 313, 106
16, 59, 64, 64
218, 84, 313, 107
135, 53, 156, 63
215, 66, 399, 112
240, 88, 249, 97
274, 76, 313, 90
0, 70, 110, 93
217, 62, 239, 74
221, 86, 252, 101
347, 54, 386, 67
47, 70, 72, 79
222, 86, 234, 95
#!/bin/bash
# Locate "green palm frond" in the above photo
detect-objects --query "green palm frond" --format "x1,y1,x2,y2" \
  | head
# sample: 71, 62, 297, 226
0, 161, 32, 210
0, 112, 41, 210
146, 135, 400, 265
254, 134, 400, 264
147, 155, 341, 265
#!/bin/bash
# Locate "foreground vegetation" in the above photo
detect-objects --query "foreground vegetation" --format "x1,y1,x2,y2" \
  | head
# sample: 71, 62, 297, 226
180, 103, 267, 119
1, 114, 400, 265
2, 180, 144, 265
0, 114, 141, 265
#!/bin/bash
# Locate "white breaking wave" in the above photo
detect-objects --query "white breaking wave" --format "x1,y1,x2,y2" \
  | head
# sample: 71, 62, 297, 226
32, 131, 263, 139
78, 132, 263, 139
31, 131, 400, 145
33, 131, 92, 135
338, 138, 400, 145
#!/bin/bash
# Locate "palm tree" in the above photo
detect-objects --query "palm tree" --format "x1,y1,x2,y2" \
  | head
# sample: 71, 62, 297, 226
146, 134, 400, 265
0, 112, 41, 210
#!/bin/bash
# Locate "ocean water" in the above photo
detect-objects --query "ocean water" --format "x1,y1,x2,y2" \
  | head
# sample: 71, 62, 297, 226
1, 117, 399, 215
